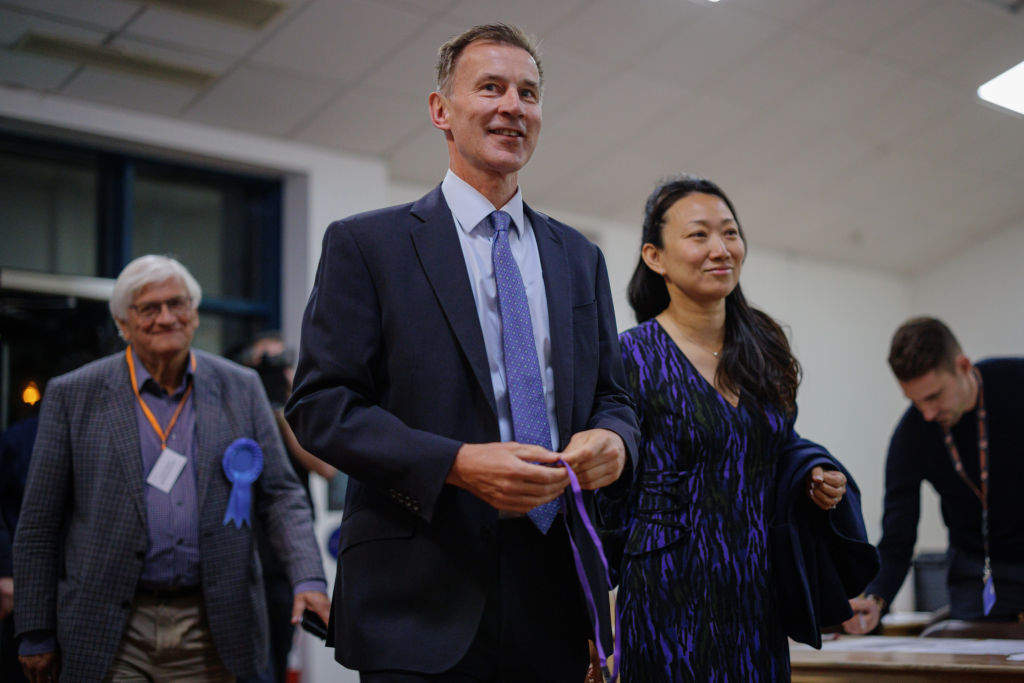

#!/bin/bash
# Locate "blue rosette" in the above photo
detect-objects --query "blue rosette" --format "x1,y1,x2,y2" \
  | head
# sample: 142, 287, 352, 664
222, 437, 264, 528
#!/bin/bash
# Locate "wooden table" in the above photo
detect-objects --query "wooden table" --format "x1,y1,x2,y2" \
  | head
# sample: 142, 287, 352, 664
790, 636, 1024, 682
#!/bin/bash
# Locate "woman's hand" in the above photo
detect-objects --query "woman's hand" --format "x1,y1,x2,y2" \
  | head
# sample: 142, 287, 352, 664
807, 466, 846, 510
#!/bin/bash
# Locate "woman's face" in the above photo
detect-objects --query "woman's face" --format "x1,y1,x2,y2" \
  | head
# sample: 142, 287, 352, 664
642, 192, 745, 305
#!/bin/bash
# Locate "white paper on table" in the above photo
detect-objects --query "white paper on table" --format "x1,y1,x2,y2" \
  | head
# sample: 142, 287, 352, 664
793, 636, 1024, 657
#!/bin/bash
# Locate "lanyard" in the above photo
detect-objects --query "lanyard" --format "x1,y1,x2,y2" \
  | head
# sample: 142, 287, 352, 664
942, 367, 991, 582
126, 346, 196, 450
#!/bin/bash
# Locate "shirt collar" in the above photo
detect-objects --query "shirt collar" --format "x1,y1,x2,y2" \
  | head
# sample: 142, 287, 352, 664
442, 169, 526, 237
131, 347, 194, 398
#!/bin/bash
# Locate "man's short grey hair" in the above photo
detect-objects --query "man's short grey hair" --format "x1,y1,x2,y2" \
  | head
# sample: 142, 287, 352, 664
109, 254, 202, 322
435, 23, 543, 96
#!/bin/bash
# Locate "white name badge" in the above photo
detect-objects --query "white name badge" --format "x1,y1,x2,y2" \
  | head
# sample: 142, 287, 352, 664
147, 448, 187, 494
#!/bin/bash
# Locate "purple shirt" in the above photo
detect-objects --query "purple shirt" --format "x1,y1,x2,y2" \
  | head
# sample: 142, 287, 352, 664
132, 352, 202, 589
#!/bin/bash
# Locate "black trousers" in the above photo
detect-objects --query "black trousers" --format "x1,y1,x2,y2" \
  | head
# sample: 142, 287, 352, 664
361, 517, 591, 683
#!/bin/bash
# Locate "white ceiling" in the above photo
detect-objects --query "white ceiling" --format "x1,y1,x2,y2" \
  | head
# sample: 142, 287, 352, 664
1, 0, 1022, 276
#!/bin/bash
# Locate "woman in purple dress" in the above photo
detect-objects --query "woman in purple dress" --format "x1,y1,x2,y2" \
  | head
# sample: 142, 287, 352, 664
601, 176, 847, 681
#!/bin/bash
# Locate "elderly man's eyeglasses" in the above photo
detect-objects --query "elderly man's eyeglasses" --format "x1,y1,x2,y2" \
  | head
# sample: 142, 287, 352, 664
130, 296, 193, 322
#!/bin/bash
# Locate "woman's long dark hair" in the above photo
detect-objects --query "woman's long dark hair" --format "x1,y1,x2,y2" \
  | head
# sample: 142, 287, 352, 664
627, 175, 801, 415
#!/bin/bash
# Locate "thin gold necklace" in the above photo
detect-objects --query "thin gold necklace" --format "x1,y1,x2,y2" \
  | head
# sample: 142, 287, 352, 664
661, 315, 723, 358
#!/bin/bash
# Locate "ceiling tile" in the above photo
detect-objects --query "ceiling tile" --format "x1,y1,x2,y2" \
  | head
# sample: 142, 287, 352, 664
0, 0, 139, 30
545, 0, 704, 69
941, 102, 1024, 180
703, 29, 850, 114
868, 0, 1008, 73
0, 7, 108, 46
794, 0, 933, 51
631, 2, 787, 92
446, 0, 591, 36
59, 66, 198, 114
183, 64, 339, 135
293, 84, 427, 155
772, 54, 908, 130
0, 48, 77, 90
897, 98, 1024, 179
124, 5, 271, 58
357, 19, 465, 98
846, 76, 963, 152
110, 35, 233, 73
720, 0, 830, 25
250, 0, 427, 83
376, 0, 459, 19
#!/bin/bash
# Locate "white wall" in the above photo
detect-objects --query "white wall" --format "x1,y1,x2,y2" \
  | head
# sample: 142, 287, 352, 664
910, 220, 1024, 356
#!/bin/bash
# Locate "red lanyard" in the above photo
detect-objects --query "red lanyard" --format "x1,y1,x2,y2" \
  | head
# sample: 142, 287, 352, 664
942, 367, 991, 579
126, 346, 196, 450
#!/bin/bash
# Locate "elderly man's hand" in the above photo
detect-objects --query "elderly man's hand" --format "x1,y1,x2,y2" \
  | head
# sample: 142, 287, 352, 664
560, 428, 627, 490
0, 576, 12, 620
20, 651, 59, 683
291, 590, 331, 631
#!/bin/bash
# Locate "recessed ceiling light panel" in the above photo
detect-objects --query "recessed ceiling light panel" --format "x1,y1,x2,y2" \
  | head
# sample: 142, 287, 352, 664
977, 59, 1024, 118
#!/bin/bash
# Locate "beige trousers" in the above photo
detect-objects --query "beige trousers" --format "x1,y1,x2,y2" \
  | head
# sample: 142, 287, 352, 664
105, 593, 234, 682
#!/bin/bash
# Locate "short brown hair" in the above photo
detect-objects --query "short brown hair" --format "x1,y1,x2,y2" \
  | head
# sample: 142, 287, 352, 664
435, 23, 542, 95
888, 317, 962, 382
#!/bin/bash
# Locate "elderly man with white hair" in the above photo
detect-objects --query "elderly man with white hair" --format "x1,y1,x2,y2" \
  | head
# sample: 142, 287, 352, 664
13, 255, 328, 682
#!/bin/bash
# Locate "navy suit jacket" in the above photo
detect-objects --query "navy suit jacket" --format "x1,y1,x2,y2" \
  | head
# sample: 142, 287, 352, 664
773, 437, 879, 647
287, 185, 638, 672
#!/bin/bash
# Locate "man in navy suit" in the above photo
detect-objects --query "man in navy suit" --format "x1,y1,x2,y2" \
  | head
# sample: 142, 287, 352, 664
287, 22, 638, 681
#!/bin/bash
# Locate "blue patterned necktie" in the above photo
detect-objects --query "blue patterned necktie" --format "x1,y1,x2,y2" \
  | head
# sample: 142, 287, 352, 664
489, 210, 560, 533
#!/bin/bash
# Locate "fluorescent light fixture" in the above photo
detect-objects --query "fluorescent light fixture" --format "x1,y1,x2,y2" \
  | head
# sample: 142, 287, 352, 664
14, 32, 217, 89
977, 59, 1024, 118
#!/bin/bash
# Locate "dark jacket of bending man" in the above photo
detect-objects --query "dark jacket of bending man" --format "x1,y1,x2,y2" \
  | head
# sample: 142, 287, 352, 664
844, 317, 1024, 634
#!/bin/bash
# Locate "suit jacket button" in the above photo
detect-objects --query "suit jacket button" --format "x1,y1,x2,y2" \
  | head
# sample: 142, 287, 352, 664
136, 550, 145, 559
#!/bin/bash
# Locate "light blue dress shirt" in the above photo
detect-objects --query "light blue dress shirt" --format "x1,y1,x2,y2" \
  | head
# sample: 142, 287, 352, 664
441, 170, 560, 450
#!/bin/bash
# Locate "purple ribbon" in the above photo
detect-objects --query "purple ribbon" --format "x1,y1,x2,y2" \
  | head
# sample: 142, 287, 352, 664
557, 458, 619, 683
222, 438, 263, 528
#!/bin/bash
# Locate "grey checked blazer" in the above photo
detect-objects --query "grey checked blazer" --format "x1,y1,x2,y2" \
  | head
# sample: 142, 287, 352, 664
13, 350, 325, 680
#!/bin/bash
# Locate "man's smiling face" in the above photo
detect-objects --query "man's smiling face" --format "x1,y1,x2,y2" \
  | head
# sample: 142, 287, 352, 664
432, 40, 542, 185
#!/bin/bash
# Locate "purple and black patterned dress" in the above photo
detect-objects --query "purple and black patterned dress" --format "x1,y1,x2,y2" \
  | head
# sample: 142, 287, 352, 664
603, 319, 792, 681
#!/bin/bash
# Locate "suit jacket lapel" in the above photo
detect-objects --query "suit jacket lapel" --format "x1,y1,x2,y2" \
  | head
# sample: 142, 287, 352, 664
411, 186, 497, 417
528, 205, 573, 449
106, 359, 146, 524
192, 353, 224, 507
